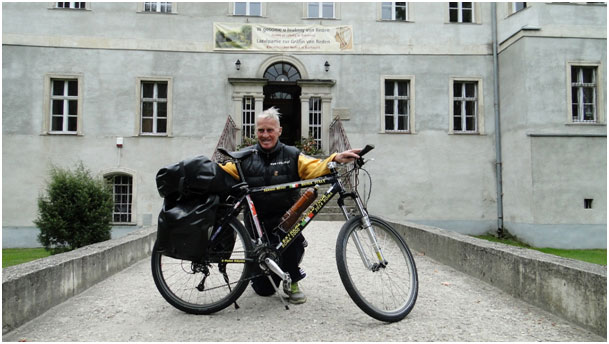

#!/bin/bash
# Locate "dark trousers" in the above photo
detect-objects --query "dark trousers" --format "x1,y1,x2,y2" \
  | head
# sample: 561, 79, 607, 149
245, 214, 306, 296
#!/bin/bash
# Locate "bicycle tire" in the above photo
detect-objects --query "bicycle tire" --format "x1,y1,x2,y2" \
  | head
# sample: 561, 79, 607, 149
151, 217, 254, 315
336, 215, 418, 322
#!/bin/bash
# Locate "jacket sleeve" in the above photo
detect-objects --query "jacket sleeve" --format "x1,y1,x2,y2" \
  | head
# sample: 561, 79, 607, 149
218, 162, 241, 181
298, 153, 337, 180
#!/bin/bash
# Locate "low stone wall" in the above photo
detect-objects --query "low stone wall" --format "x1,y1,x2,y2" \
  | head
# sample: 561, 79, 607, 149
2, 221, 606, 337
391, 221, 607, 337
2, 227, 157, 334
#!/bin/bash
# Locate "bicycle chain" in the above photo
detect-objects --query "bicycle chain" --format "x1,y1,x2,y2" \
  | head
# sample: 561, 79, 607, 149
187, 250, 266, 292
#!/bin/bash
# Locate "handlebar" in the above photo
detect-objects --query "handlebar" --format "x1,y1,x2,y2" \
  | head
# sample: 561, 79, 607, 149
356, 144, 375, 167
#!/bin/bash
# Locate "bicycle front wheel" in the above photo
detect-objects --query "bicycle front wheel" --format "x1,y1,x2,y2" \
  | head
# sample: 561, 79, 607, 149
336, 215, 418, 322
151, 218, 254, 315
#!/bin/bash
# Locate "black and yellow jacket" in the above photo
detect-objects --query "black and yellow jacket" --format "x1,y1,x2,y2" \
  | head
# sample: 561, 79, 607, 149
219, 141, 336, 220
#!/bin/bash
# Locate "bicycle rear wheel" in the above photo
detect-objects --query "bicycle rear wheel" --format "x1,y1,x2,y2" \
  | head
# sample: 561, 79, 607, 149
151, 218, 254, 314
336, 215, 418, 322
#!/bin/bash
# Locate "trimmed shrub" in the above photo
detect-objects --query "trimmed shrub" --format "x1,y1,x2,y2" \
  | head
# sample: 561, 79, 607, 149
35, 163, 113, 254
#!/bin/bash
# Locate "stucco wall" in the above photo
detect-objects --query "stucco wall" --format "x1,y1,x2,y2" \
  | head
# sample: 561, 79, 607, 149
498, 33, 607, 247
2, 2, 606, 248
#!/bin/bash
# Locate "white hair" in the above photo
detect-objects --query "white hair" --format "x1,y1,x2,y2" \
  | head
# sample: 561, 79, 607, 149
257, 106, 281, 126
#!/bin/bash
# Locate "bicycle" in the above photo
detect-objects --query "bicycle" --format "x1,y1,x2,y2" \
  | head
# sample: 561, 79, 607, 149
151, 144, 418, 322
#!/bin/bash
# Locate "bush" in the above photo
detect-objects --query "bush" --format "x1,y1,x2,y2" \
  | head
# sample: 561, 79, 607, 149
237, 136, 258, 150
35, 163, 114, 254
296, 136, 323, 156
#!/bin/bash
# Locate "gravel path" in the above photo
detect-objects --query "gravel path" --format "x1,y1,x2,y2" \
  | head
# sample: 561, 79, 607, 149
3, 221, 604, 342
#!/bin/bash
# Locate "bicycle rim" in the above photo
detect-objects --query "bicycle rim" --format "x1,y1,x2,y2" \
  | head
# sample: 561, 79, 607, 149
151, 218, 254, 314
336, 216, 418, 322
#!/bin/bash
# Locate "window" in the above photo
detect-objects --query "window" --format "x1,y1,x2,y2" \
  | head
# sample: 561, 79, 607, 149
449, 2, 473, 23
451, 80, 479, 133
143, 2, 172, 13
570, 66, 598, 123
584, 199, 594, 209
381, 2, 408, 21
242, 96, 256, 140
512, 2, 527, 13
263, 62, 301, 82
382, 78, 413, 133
138, 79, 171, 135
49, 78, 80, 134
56, 2, 86, 9
307, 2, 334, 19
234, 2, 261, 16
309, 98, 322, 149
106, 175, 133, 223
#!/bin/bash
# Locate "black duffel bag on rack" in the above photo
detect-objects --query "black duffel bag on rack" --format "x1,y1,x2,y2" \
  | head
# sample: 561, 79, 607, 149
154, 155, 237, 261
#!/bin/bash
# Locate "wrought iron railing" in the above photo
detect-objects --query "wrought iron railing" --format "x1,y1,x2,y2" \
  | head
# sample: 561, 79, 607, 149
212, 116, 239, 163
329, 115, 358, 194
329, 115, 352, 153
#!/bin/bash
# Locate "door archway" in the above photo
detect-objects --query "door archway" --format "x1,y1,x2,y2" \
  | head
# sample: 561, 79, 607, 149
263, 62, 302, 146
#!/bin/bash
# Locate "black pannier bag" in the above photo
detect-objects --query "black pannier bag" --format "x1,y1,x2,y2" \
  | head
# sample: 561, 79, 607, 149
156, 155, 236, 199
156, 194, 219, 261
155, 155, 237, 261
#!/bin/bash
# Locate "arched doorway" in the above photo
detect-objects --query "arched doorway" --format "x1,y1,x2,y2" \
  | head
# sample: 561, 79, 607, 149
263, 62, 301, 146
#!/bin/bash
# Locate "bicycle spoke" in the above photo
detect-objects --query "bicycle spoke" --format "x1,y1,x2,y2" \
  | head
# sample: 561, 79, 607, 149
336, 216, 418, 322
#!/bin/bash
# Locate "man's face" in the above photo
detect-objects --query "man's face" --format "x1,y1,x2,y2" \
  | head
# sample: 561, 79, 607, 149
256, 117, 282, 150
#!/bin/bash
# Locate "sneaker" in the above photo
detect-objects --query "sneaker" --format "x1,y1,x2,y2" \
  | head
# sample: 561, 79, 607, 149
284, 282, 307, 304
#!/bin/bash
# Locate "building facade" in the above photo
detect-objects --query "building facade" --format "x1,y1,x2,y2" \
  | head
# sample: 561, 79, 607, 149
2, 2, 606, 248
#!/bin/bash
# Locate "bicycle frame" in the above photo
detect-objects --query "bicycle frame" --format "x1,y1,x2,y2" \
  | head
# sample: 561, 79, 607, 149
211, 161, 387, 270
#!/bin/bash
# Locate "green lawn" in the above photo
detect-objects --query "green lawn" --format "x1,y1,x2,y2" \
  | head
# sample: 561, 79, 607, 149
2, 248, 51, 268
475, 234, 607, 266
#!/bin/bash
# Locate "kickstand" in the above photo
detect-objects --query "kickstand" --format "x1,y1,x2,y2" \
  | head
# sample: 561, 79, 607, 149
267, 275, 290, 310
220, 263, 239, 310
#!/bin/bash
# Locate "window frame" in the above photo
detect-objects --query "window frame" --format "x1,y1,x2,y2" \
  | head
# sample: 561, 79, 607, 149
136, 77, 173, 136
511, 2, 527, 14
54, 2, 88, 10
305, 2, 336, 19
380, 75, 415, 134
448, 2, 476, 24
242, 96, 256, 140
449, 77, 484, 135
104, 172, 136, 225
567, 62, 604, 125
232, 2, 262, 16
380, 2, 409, 22
309, 97, 323, 148
43, 74, 84, 135
137, 2, 177, 14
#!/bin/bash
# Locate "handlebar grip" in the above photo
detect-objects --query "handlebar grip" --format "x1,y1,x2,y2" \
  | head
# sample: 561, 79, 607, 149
356, 144, 374, 167
358, 144, 375, 158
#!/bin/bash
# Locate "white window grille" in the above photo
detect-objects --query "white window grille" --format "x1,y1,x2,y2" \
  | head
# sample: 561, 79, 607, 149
140, 81, 168, 134
56, 2, 86, 9
107, 175, 133, 223
381, 2, 408, 21
308, 2, 334, 18
384, 80, 410, 132
242, 96, 256, 140
449, 2, 473, 23
453, 81, 478, 132
144, 2, 172, 13
309, 97, 322, 149
571, 66, 597, 123
50, 79, 79, 133
234, 2, 261, 16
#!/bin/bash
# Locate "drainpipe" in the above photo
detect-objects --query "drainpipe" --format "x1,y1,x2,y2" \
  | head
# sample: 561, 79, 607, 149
491, 3, 505, 237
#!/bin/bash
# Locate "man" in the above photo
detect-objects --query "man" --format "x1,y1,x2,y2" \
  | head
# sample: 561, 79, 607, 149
219, 107, 360, 304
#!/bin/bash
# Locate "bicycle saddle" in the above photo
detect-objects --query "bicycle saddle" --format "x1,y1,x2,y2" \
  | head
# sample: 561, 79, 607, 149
217, 147, 255, 161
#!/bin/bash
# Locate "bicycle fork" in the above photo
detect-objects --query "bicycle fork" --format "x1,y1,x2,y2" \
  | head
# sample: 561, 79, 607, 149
347, 198, 388, 271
